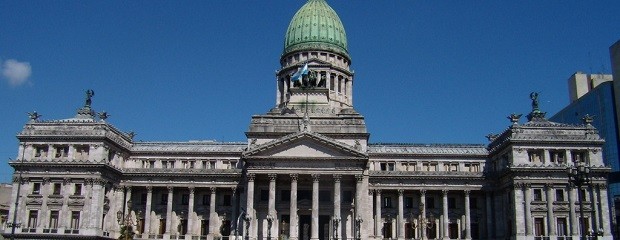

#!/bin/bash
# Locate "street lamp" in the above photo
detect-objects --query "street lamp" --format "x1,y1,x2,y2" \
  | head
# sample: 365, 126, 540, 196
266, 214, 275, 240
355, 216, 363, 240
117, 200, 134, 240
567, 162, 591, 240
332, 217, 340, 240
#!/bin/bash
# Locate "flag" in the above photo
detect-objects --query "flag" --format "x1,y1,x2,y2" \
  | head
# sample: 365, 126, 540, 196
291, 63, 308, 82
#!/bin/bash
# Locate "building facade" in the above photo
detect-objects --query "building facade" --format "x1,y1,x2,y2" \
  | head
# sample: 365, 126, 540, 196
2, 0, 614, 240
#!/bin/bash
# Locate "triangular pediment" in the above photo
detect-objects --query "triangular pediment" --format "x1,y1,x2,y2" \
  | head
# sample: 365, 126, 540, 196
242, 131, 367, 158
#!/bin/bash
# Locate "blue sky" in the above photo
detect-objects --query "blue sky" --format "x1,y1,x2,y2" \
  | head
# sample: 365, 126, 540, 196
1, 1, 619, 183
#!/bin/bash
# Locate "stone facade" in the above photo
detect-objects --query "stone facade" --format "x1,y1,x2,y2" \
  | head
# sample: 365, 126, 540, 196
1, 1, 614, 240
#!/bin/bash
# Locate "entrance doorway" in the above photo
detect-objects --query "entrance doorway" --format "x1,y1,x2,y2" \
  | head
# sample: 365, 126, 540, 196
298, 215, 331, 240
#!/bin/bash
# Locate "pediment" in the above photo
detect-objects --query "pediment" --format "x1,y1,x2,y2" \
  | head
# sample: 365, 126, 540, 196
243, 131, 367, 158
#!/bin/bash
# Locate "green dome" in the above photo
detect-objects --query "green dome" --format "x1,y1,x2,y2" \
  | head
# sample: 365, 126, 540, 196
283, 0, 349, 60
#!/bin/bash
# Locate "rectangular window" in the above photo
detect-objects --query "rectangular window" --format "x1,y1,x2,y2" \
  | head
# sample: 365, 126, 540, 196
74, 184, 82, 195
209, 161, 216, 169
534, 217, 545, 236
49, 210, 59, 228
53, 183, 62, 195
380, 163, 387, 171
343, 191, 353, 203
28, 210, 38, 228
161, 193, 168, 205
54, 146, 69, 158
555, 189, 565, 202
387, 163, 395, 171
572, 151, 588, 163
550, 150, 566, 164
32, 182, 41, 195
448, 197, 456, 209
34, 145, 48, 158
189, 161, 195, 169
383, 196, 393, 208
528, 150, 544, 163
181, 194, 189, 205
75, 146, 89, 160
557, 218, 568, 236
70, 211, 80, 229
533, 189, 543, 201
230, 161, 237, 169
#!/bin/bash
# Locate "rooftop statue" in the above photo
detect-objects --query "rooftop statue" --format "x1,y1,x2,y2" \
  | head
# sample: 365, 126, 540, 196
85, 89, 95, 107
27, 111, 41, 121
530, 92, 539, 112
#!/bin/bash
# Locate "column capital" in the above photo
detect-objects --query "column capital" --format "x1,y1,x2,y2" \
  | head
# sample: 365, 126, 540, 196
333, 174, 341, 182
442, 189, 449, 196
210, 187, 217, 193
42, 177, 50, 184
355, 174, 363, 183
398, 189, 403, 196
146, 186, 152, 193
189, 187, 195, 195
290, 173, 298, 182
268, 173, 278, 181
513, 183, 523, 190
312, 174, 321, 182
420, 189, 426, 197
464, 190, 470, 196
125, 186, 132, 191
544, 183, 554, 190
247, 173, 256, 182
167, 186, 174, 193
63, 177, 71, 185
231, 187, 237, 195
375, 189, 381, 195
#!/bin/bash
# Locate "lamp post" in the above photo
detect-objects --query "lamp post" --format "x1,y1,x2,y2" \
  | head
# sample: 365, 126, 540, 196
266, 214, 275, 240
410, 211, 435, 240
117, 200, 134, 240
332, 217, 340, 240
355, 216, 363, 240
567, 162, 591, 240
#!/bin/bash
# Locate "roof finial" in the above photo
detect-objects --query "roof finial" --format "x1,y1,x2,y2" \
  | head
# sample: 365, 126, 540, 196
84, 89, 95, 108
526, 92, 546, 121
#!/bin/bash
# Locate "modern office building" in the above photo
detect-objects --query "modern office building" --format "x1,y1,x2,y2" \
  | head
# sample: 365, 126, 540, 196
2, 0, 613, 240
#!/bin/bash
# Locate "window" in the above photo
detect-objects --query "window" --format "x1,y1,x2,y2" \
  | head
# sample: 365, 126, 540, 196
405, 197, 414, 208
528, 150, 544, 163
161, 193, 168, 205
53, 183, 61, 195
550, 150, 566, 164
149, 161, 155, 169
181, 194, 189, 205
49, 211, 59, 228
223, 194, 232, 206
209, 161, 216, 169
534, 218, 545, 236
298, 190, 311, 201
555, 189, 565, 202
54, 146, 69, 158
405, 162, 416, 171
32, 182, 41, 195
464, 163, 480, 172
75, 146, 89, 160
34, 145, 48, 158
380, 163, 387, 171
28, 210, 38, 228
557, 218, 568, 236
230, 161, 237, 169
281, 190, 291, 202
448, 197, 456, 209
445, 163, 458, 172
70, 211, 80, 229
383, 196, 392, 208
74, 184, 82, 195
107, 150, 116, 162
189, 161, 195, 169
572, 151, 587, 163
533, 189, 543, 201
182, 161, 188, 169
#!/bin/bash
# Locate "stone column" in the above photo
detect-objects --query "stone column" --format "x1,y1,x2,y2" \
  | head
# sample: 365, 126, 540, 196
545, 184, 556, 236
125, 186, 133, 213
598, 184, 611, 237
523, 184, 532, 235
464, 190, 471, 240
188, 187, 195, 236
290, 174, 298, 240
485, 192, 493, 239
246, 174, 256, 240
165, 186, 174, 235
398, 189, 405, 240
209, 187, 217, 236
268, 174, 277, 238
39, 178, 49, 229
231, 187, 237, 237
442, 190, 449, 239
568, 186, 578, 236
512, 184, 525, 236
144, 186, 152, 236
591, 185, 600, 234
420, 190, 426, 240
333, 175, 341, 240
60, 178, 71, 229
354, 175, 363, 239
311, 174, 320, 240
375, 190, 382, 238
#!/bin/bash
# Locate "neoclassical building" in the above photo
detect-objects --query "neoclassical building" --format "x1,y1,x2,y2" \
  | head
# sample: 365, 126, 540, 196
2, 0, 613, 240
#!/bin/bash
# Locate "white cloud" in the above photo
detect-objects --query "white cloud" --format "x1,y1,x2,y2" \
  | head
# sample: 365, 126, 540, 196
2, 59, 32, 86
